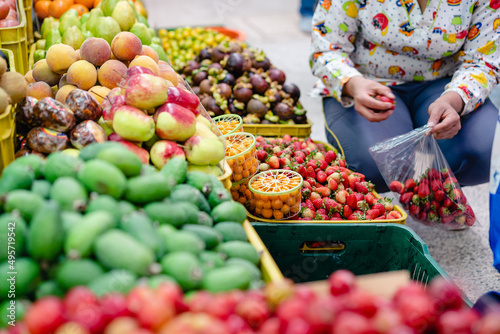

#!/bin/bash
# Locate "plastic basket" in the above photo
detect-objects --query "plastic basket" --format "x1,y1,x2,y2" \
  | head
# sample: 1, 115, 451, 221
213, 114, 243, 135
0, 0, 28, 74
249, 169, 303, 220
28, 41, 35, 70
217, 159, 232, 191
0, 48, 17, 175
244, 220, 283, 283
23, 0, 33, 44
243, 119, 312, 138
224, 132, 259, 184
251, 223, 447, 284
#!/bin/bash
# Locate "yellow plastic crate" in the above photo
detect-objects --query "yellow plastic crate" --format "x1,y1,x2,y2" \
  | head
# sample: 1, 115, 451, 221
0, 0, 28, 74
28, 40, 35, 69
244, 220, 284, 282
23, 0, 33, 44
243, 119, 312, 138
0, 49, 17, 175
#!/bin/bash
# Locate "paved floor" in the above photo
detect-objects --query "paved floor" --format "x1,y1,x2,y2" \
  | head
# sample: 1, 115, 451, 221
146, 0, 500, 301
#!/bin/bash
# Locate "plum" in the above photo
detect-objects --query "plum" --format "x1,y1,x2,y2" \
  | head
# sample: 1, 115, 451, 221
246, 99, 268, 117
267, 68, 286, 85
233, 87, 253, 103
274, 102, 294, 121
250, 75, 269, 95
225, 52, 245, 76
193, 71, 208, 86
221, 72, 236, 86
283, 83, 300, 103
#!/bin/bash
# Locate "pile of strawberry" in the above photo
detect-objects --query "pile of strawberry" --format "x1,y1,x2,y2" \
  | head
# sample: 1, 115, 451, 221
254, 136, 402, 221
389, 167, 476, 229
18, 271, 500, 334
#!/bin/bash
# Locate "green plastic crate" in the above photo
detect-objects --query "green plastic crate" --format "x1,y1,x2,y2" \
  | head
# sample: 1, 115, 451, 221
251, 223, 449, 284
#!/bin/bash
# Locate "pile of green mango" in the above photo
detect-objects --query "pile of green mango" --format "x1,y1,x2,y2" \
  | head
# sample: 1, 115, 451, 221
33, 0, 167, 65
0, 142, 258, 327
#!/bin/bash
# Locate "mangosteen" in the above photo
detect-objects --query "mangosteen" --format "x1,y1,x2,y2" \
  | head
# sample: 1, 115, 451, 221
250, 75, 269, 95
267, 68, 286, 85
215, 83, 232, 100
264, 112, 279, 123
192, 86, 201, 95
227, 41, 243, 53
182, 60, 199, 76
274, 102, 294, 121
198, 48, 212, 61
210, 47, 227, 63
192, 71, 208, 86
283, 83, 301, 103
246, 99, 268, 117
228, 99, 246, 116
253, 57, 271, 71
233, 87, 253, 103
294, 114, 307, 124
243, 114, 261, 124
204, 97, 224, 116
225, 52, 245, 76
200, 79, 213, 95
208, 63, 223, 76
221, 73, 236, 87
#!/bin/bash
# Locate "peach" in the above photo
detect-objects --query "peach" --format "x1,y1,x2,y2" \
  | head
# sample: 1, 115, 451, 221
89, 86, 111, 104
55, 84, 78, 103
59, 74, 69, 88
140, 45, 159, 63
46, 44, 78, 74
80, 37, 112, 67
128, 56, 159, 75
158, 65, 178, 86
111, 32, 142, 61
32, 59, 62, 86
66, 60, 98, 91
28, 81, 54, 99
24, 70, 36, 84
97, 59, 127, 89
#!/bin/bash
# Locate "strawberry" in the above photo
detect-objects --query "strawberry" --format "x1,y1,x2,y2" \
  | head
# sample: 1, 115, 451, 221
409, 204, 420, 216
283, 166, 291, 171
316, 171, 327, 184
317, 208, 327, 216
400, 192, 413, 205
434, 189, 445, 202
443, 197, 453, 208
268, 156, 280, 169
441, 214, 456, 225
374, 94, 395, 104
372, 203, 385, 216
301, 208, 314, 219
427, 210, 439, 223
297, 165, 306, 178
404, 178, 416, 192
366, 209, 380, 220
294, 151, 306, 160
342, 205, 353, 218
353, 193, 363, 202
438, 206, 451, 217
444, 176, 459, 184
387, 211, 402, 219
389, 181, 405, 194
416, 210, 427, 221
450, 188, 466, 204
307, 160, 318, 170
306, 166, 316, 179
315, 212, 329, 220
412, 194, 420, 205
328, 179, 338, 192
421, 201, 431, 212
301, 187, 311, 199
339, 159, 346, 168
427, 168, 441, 180
304, 199, 315, 212
430, 179, 443, 192
356, 200, 370, 212
465, 205, 476, 226
443, 180, 456, 193
256, 150, 268, 162
295, 156, 304, 164
330, 217, 343, 221
430, 200, 440, 211
324, 198, 337, 213
344, 194, 357, 210
279, 157, 290, 168
348, 214, 362, 220
314, 151, 325, 161
306, 177, 317, 187
330, 212, 341, 219
316, 187, 331, 198
325, 166, 336, 176
328, 172, 342, 183
354, 182, 369, 195
310, 192, 322, 201
364, 193, 376, 206
379, 198, 394, 211
341, 172, 350, 188
418, 184, 430, 199
325, 151, 337, 163
335, 190, 348, 204
441, 168, 452, 179
348, 175, 360, 189
375, 214, 387, 220
312, 198, 325, 210
318, 160, 328, 170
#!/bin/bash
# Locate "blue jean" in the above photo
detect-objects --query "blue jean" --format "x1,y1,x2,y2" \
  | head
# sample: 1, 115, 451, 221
323, 77, 499, 192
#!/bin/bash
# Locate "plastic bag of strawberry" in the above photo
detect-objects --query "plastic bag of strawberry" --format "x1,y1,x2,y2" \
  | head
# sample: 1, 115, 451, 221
368, 125, 477, 230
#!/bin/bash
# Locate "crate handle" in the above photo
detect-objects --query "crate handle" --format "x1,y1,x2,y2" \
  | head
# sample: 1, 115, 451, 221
299, 241, 345, 254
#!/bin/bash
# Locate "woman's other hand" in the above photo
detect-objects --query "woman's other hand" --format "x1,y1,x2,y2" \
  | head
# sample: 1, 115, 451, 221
343, 76, 396, 122
427, 91, 464, 140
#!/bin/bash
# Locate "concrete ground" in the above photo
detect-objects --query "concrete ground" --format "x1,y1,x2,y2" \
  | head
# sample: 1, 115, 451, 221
145, 0, 500, 302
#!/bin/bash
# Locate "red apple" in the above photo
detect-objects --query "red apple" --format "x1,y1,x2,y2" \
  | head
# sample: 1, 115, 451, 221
125, 74, 169, 110
150, 140, 185, 169
165, 86, 200, 115
153, 103, 196, 141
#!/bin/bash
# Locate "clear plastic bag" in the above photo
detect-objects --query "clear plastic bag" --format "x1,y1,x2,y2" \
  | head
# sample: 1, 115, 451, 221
369, 125, 477, 230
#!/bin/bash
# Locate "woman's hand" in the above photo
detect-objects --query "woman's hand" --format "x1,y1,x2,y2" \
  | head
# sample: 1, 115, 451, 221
427, 92, 464, 140
343, 76, 396, 122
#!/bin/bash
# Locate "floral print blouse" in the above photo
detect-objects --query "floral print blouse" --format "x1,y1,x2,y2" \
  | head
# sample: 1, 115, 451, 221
310, 0, 500, 115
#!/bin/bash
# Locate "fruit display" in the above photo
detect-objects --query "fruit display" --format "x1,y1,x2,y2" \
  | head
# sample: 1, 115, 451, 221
34, 0, 148, 20
224, 132, 259, 184
158, 26, 237, 72
0, 143, 261, 313
389, 168, 476, 229
249, 170, 303, 220
179, 42, 308, 125
11, 270, 500, 334
32, 1, 162, 64
234, 135, 403, 221
0, 0, 20, 27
